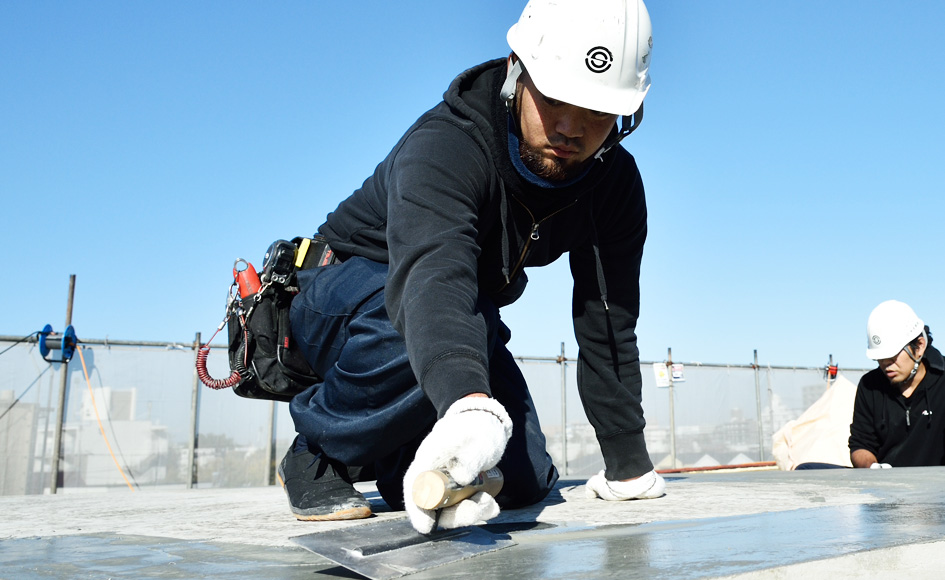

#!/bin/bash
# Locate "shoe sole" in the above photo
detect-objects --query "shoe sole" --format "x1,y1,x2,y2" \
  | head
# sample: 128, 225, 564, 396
277, 470, 372, 521
291, 506, 373, 521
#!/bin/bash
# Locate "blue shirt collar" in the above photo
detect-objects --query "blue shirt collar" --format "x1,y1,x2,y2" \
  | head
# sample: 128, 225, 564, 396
507, 114, 591, 189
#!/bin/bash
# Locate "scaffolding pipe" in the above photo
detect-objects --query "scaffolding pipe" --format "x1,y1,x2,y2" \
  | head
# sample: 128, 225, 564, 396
668, 347, 677, 469
767, 365, 774, 445
188, 332, 201, 488
754, 350, 765, 461
559, 342, 568, 476
266, 400, 277, 486
49, 275, 76, 494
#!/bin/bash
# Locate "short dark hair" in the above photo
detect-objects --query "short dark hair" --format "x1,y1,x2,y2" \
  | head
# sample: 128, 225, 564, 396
909, 325, 933, 351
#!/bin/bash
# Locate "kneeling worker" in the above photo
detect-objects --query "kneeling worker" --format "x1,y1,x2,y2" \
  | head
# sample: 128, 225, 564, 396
849, 300, 945, 468
280, 0, 666, 534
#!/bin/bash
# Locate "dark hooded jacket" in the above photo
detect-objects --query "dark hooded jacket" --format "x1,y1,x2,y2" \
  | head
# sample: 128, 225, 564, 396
849, 344, 945, 466
319, 59, 651, 479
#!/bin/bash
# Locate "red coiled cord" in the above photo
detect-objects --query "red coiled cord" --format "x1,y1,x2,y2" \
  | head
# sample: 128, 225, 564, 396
195, 321, 246, 389
196, 345, 241, 389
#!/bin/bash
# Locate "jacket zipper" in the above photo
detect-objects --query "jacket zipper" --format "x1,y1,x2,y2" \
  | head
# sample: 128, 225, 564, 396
499, 194, 579, 291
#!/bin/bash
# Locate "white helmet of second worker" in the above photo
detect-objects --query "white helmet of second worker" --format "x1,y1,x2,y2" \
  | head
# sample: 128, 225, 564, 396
506, 0, 653, 117
866, 300, 925, 360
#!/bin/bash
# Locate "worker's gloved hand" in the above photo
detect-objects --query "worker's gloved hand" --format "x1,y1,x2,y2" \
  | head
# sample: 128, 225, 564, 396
403, 396, 513, 534
869, 462, 893, 469
585, 469, 666, 501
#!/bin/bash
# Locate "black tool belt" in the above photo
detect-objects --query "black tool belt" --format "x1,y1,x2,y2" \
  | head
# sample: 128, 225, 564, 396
227, 235, 338, 402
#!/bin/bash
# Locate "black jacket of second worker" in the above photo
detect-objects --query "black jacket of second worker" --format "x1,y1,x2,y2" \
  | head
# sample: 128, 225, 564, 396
319, 59, 651, 480
849, 344, 945, 466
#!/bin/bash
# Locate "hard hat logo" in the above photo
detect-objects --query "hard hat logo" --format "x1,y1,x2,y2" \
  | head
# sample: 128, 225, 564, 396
871, 335, 882, 346
585, 46, 614, 73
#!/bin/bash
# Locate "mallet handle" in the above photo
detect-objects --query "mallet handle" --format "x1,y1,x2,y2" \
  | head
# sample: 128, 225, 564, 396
411, 467, 504, 510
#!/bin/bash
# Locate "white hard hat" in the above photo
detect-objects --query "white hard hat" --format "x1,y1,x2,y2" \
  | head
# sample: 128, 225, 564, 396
866, 300, 924, 360
506, 0, 653, 117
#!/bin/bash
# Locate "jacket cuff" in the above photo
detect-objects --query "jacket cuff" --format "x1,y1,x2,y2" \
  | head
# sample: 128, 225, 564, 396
420, 352, 491, 417
598, 430, 654, 480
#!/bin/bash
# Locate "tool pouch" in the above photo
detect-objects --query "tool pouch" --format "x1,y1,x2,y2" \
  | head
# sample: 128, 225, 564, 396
226, 235, 338, 402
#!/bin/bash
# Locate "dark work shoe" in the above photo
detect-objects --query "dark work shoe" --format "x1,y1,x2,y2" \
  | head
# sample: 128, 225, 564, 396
277, 444, 372, 521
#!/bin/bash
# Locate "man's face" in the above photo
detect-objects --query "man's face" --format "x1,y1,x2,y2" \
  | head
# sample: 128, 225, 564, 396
515, 70, 619, 182
877, 347, 920, 385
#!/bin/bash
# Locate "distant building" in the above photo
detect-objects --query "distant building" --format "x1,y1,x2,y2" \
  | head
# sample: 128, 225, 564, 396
1, 387, 170, 494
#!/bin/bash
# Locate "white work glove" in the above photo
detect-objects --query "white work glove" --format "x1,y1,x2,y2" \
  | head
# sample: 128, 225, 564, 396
869, 462, 893, 469
403, 396, 513, 534
585, 469, 666, 501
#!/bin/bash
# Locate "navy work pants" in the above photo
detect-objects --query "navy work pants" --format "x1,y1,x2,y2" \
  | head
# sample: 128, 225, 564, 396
288, 257, 559, 510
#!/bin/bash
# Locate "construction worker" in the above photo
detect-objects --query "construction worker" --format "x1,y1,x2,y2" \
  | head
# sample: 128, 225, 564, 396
849, 300, 945, 468
281, 0, 665, 533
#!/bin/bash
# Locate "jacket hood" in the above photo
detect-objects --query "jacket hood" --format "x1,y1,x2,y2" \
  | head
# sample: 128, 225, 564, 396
442, 59, 508, 178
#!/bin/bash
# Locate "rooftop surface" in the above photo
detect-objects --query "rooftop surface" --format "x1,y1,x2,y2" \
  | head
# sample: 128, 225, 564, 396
2, 467, 944, 579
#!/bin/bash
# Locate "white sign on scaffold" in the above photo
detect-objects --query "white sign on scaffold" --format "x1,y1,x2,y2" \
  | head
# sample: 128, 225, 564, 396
653, 363, 686, 387
653, 363, 669, 387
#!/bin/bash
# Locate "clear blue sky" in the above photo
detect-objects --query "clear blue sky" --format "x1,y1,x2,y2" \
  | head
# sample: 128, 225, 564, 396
2, 1, 943, 370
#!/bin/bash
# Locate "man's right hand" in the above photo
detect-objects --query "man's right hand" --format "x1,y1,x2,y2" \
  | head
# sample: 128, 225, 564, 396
585, 469, 665, 501
403, 396, 513, 534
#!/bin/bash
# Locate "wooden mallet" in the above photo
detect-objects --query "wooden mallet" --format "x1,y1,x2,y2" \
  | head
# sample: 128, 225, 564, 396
411, 467, 504, 510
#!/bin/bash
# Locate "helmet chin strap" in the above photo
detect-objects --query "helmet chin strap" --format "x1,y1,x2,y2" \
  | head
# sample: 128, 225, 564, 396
593, 104, 643, 161
903, 346, 922, 381
500, 59, 523, 115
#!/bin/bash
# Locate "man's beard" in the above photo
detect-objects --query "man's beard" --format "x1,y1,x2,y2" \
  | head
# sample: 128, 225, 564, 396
887, 367, 918, 388
888, 375, 908, 387
887, 371, 915, 389
519, 139, 584, 182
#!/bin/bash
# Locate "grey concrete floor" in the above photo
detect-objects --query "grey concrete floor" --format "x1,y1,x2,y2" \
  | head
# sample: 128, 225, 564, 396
1, 467, 944, 579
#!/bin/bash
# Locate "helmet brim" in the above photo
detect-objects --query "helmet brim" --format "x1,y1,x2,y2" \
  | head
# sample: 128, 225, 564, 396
866, 345, 902, 361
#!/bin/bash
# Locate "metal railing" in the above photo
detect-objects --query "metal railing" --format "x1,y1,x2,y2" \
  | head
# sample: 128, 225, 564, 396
0, 334, 870, 495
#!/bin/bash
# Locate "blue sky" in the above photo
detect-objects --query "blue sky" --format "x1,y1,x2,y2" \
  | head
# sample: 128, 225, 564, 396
2, 1, 943, 370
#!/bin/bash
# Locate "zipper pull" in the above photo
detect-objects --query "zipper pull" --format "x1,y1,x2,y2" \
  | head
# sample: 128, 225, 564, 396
906, 407, 911, 427
529, 223, 540, 241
